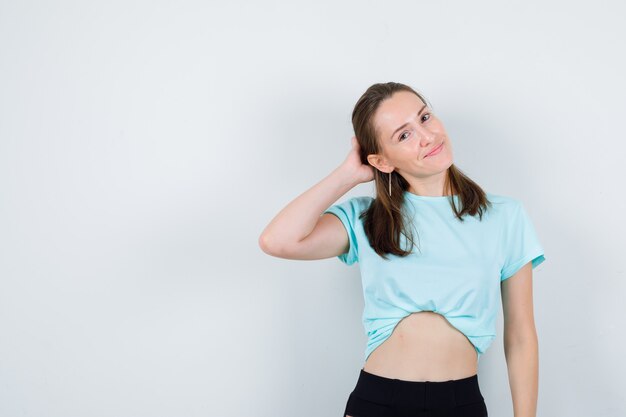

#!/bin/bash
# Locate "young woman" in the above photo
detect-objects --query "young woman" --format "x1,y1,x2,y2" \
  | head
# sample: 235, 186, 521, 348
259, 82, 546, 417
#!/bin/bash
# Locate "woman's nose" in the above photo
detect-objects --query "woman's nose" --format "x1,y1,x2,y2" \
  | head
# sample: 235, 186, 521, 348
416, 127, 436, 145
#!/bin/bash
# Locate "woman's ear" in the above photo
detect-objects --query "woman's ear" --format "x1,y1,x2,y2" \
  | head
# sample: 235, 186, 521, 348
367, 153, 394, 174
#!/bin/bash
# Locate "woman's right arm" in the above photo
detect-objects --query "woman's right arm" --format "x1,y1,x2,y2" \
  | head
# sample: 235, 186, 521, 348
258, 136, 374, 260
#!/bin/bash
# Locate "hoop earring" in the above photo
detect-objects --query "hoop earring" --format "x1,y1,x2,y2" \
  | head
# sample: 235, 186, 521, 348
388, 172, 391, 197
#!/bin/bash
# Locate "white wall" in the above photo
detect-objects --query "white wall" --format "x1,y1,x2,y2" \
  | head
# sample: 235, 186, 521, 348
1, 1, 624, 416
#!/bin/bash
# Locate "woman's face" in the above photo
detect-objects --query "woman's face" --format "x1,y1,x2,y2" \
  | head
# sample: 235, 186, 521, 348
368, 90, 453, 179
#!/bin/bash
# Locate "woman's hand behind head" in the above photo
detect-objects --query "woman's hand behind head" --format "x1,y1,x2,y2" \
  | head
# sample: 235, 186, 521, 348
340, 136, 375, 184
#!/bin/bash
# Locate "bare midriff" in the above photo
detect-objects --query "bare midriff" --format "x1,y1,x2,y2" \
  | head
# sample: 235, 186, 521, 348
362, 311, 478, 382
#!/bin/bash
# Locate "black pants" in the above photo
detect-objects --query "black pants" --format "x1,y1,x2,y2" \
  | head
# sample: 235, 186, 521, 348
343, 368, 488, 417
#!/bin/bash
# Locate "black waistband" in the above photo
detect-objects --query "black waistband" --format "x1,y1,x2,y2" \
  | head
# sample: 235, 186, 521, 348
352, 368, 484, 408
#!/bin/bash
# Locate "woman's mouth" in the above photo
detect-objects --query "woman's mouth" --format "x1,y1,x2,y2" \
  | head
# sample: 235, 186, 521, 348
425, 143, 444, 158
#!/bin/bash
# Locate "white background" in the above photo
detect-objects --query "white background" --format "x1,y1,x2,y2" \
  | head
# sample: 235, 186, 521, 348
1, 1, 624, 416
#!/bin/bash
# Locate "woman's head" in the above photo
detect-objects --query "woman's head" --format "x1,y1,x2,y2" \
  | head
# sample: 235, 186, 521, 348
351, 82, 454, 197
352, 82, 492, 260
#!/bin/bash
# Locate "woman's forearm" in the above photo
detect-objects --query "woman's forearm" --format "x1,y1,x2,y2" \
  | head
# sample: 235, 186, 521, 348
504, 337, 539, 417
259, 164, 358, 253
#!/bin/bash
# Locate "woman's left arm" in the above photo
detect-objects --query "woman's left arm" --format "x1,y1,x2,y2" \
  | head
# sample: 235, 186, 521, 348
501, 261, 539, 417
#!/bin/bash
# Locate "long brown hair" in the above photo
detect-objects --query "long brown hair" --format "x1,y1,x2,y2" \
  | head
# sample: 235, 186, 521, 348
351, 82, 492, 260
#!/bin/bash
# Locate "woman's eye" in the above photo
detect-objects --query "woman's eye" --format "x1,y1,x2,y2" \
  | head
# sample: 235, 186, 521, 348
399, 114, 431, 142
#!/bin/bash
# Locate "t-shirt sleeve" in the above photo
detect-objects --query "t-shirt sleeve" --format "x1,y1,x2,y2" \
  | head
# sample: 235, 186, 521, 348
500, 200, 546, 281
323, 197, 362, 266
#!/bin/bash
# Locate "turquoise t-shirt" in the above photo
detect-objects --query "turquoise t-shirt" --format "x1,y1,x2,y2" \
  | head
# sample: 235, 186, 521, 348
323, 190, 546, 363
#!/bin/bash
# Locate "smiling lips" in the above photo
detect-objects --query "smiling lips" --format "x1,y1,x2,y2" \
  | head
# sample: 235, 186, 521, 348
424, 142, 444, 158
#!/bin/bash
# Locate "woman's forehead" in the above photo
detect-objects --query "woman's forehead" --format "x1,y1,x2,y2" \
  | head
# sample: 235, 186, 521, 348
376, 92, 427, 132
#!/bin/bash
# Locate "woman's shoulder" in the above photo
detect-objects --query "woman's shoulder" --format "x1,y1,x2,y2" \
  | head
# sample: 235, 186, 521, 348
325, 195, 374, 220
354, 194, 375, 205
485, 191, 523, 216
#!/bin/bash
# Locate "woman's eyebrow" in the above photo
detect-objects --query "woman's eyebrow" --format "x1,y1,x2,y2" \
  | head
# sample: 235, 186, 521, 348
390, 104, 427, 141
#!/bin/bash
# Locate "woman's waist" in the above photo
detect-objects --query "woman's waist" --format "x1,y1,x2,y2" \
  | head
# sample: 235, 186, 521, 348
363, 312, 479, 382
